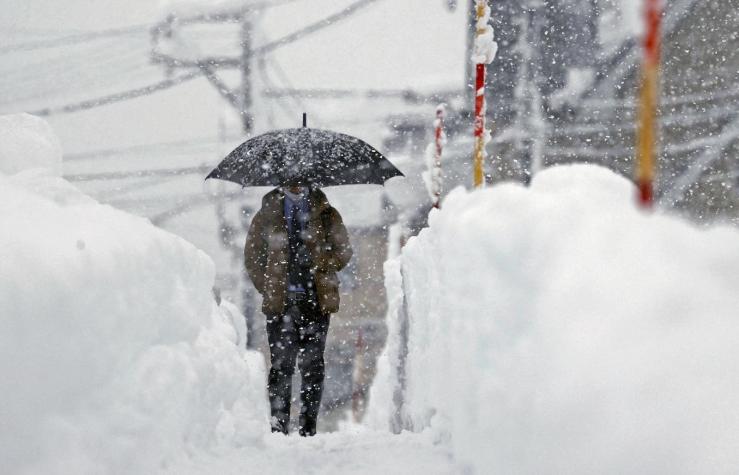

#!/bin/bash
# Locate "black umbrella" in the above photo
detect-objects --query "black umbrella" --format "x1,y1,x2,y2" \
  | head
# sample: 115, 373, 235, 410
206, 114, 403, 187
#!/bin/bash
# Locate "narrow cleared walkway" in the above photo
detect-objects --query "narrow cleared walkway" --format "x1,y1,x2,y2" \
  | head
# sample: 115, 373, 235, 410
168, 428, 458, 475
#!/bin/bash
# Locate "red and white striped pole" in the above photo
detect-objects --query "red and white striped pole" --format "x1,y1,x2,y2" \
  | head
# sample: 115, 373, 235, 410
471, 0, 497, 188
635, 0, 663, 207
432, 104, 446, 209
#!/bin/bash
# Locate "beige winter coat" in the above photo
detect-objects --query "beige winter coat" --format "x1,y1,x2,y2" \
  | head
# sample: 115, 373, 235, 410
244, 188, 353, 315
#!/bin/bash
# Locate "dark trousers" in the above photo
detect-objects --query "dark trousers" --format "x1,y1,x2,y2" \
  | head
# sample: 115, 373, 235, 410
266, 296, 330, 432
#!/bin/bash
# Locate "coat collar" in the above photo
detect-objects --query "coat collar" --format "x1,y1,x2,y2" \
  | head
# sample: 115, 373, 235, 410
261, 187, 330, 216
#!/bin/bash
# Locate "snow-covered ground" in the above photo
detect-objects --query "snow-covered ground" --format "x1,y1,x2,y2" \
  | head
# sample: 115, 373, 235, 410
368, 164, 739, 474
0, 115, 268, 474
4, 115, 739, 474
166, 427, 456, 475
0, 115, 454, 474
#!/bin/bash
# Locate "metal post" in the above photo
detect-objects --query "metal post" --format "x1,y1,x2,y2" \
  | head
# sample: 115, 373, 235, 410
240, 16, 254, 134
528, 4, 546, 181
239, 15, 256, 349
351, 328, 365, 422
465, 0, 477, 105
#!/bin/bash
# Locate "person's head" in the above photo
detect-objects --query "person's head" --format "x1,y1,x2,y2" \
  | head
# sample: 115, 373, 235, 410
284, 178, 310, 195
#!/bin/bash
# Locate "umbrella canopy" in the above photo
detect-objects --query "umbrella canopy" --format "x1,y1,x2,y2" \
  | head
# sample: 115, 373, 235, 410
206, 127, 403, 187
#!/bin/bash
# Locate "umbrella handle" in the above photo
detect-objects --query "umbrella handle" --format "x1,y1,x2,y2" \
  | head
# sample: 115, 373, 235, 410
303, 112, 307, 128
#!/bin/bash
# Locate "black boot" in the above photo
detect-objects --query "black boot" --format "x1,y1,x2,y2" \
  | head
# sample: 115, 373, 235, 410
270, 415, 289, 435
298, 415, 316, 437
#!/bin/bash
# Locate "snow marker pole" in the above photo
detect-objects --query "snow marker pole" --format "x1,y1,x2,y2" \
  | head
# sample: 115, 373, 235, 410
473, 0, 487, 190
352, 328, 365, 423
471, 0, 497, 189
432, 104, 446, 208
635, 0, 663, 207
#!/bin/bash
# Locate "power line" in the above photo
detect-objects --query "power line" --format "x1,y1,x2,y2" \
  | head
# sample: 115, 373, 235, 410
257, 56, 305, 127
0, 41, 159, 108
30, 70, 202, 116
165, 0, 306, 24
268, 56, 321, 124
0, 24, 151, 54
0, 25, 99, 36
1, 0, 306, 56
262, 87, 458, 103
150, 191, 243, 226
64, 164, 211, 182
92, 174, 168, 200
0, 39, 149, 88
254, 0, 381, 55
14, 0, 383, 116
1, 57, 160, 107
64, 134, 242, 161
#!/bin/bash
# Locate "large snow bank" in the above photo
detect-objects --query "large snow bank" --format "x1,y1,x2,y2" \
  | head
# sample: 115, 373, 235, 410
368, 165, 739, 474
0, 113, 62, 176
0, 115, 268, 474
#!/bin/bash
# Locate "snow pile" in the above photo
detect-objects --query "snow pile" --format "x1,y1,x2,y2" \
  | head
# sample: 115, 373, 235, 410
0, 115, 268, 475
470, 1, 497, 65
368, 165, 739, 474
0, 113, 62, 176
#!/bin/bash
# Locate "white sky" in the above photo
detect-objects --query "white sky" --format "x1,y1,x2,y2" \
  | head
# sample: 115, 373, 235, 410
1, 0, 467, 155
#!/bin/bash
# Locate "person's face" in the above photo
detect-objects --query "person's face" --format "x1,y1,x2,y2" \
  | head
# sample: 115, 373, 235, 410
288, 184, 305, 193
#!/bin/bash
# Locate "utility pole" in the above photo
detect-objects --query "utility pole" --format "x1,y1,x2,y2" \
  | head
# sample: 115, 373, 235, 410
236, 14, 255, 348
151, 8, 255, 134
151, 7, 257, 347
240, 16, 254, 134
465, 1, 477, 106
524, 2, 546, 184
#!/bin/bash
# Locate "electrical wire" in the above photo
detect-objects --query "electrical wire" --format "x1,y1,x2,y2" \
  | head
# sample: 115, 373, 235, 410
254, 0, 382, 55
3, 0, 382, 115
256, 55, 302, 126
0, 40, 158, 106
0, 24, 152, 54
64, 135, 241, 161
268, 56, 321, 125
0, 0, 307, 55
0, 39, 149, 88
29, 69, 202, 116
0, 56, 161, 106
64, 164, 211, 182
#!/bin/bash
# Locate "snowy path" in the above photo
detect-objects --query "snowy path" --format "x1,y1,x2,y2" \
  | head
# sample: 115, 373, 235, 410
5, 115, 739, 474
168, 428, 457, 475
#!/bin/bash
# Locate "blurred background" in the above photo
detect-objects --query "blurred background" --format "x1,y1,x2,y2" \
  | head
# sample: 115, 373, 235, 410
2, 0, 736, 429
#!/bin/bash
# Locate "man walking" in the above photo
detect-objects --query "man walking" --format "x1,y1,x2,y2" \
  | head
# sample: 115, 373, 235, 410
244, 183, 352, 436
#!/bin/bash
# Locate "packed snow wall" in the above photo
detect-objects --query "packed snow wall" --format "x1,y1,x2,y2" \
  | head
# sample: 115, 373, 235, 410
0, 114, 268, 474
367, 164, 739, 474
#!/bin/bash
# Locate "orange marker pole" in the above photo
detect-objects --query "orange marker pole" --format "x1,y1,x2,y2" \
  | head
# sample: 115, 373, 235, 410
472, 0, 488, 189
635, 0, 662, 207
432, 105, 446, 209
